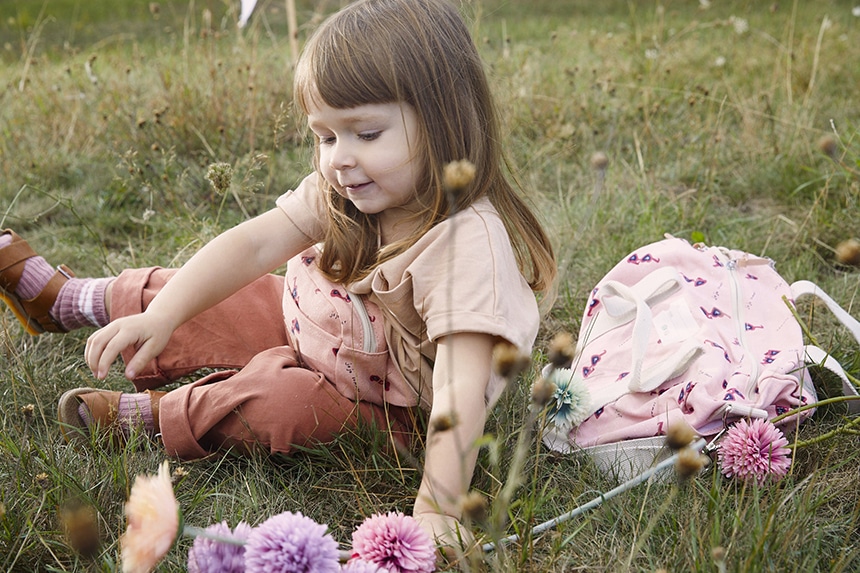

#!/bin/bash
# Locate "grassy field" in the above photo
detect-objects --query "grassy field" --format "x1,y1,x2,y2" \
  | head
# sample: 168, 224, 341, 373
1, 0, 859, 571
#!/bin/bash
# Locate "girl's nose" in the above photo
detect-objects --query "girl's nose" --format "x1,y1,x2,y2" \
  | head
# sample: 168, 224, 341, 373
329, 141, 356, 171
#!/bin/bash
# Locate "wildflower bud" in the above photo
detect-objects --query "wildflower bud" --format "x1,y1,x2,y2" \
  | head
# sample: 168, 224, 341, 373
665, 421, 697, 451
547, 332, 576, 369
460, 491, 489, 523
206, 162, 233, 195
530, 377, 557, 407
171, 466, 189, 486
590, 151, 609, 172
492, 342, 531, 380
60, 502, 101, 558
835, 238, 860, 266
711, 546, 727, 563
21, 403, 35, 423
675, 447, 708, 481
430, 413, 458, 433
35, 472, 51, 490
442, 159, 476, 194
817, 134, 838, 159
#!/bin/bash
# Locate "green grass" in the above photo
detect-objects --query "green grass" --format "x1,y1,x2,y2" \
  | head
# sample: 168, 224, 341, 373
2, 0, 860, 571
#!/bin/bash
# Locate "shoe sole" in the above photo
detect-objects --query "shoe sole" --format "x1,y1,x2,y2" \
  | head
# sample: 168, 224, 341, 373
58, 387, 99, 445
0, 290, 45, 335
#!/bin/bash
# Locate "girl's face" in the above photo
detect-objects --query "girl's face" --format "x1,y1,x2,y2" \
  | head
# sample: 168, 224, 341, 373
307, 100, 423, 240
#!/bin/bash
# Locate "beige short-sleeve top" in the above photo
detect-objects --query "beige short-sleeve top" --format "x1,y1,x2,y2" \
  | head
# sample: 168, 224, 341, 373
276, 174, 539, 410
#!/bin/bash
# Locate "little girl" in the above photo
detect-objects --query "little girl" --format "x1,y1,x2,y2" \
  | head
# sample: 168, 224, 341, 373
0, 0, 555, 553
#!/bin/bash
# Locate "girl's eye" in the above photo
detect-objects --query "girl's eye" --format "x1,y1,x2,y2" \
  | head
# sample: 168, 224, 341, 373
318, 135, 336, 145
358, 131, 381, 141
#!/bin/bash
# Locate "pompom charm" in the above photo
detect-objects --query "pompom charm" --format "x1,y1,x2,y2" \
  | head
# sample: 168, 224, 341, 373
542, 367, 592, 430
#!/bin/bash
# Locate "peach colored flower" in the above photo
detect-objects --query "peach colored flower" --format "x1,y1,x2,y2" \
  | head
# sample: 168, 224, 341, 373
120, 461, 180, 573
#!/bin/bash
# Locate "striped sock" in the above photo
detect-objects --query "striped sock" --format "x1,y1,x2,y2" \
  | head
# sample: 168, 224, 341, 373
76, 393, 156, 437
0, 233, 113, 329
53, 277, 114, 330
0, 234, 55, 300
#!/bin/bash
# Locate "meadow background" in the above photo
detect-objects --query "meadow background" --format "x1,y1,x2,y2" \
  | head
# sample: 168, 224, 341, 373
1, 0, 859, 571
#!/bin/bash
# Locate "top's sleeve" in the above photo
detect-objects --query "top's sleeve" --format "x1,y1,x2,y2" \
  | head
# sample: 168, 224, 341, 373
275, 173, 327, 242
411, 203, 540, 355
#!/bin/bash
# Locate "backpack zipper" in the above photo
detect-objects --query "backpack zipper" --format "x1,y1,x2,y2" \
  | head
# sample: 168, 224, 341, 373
716, 248, 761, 394
350, 293, 377, 353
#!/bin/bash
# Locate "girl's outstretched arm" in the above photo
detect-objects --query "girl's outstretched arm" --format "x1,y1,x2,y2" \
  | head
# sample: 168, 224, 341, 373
413, 331, 496, 556
85, 207, 313, 379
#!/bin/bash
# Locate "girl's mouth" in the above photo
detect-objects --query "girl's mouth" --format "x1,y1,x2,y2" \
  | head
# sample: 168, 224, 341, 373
345, 182, 371, 193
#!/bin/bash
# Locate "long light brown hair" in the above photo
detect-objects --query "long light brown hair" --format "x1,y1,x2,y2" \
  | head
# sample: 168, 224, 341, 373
293, 0, 556, 297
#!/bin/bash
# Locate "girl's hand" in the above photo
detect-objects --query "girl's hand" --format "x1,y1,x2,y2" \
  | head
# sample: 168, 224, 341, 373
412, 511, 476, 561
84, 312, 175, 380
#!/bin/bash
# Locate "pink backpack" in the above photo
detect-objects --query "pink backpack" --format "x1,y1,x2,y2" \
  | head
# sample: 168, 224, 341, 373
543, 236, 860, 477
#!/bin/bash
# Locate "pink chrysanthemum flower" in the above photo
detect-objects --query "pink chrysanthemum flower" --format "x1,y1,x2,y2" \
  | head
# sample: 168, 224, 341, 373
351, 512, 436, 573
120, 461, 180, 573
342, 560, 385, 573
718, 418, 791, 483
187, 520, 252, 573
244, 511, 340, 573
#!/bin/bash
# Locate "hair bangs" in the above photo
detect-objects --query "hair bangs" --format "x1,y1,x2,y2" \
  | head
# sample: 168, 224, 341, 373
294, 8, 402, 113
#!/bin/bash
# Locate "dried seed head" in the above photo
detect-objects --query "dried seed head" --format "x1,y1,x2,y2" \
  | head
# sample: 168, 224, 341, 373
547, 332, 576, 368
492, 342, 531, 380
530, 377, 557, 407
817, 134, 838, 159
711, 546, 727, 564
442, 159, 476, 194
60, 502, 101, 558
590, 151, 609, 171
21, 403, 35, 423
675, 447, 708, 480
460, 491, 489, 523
430, 412, 458, 433
835, 238, 860, 266
171, 466, 189, 486
665, 421, 697, 450
35, 472, 51, 490
206, 162, 233, 194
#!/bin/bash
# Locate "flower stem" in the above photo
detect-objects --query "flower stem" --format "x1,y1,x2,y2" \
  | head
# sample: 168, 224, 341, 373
770, 394, 860, 425
786, 414, 860, 449
182, 525, 246, 546
483, 438, 707, 552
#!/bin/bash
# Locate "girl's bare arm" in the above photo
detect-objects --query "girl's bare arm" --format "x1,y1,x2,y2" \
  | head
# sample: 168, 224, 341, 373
413, 331, 496, 552
85, 207, 313, 379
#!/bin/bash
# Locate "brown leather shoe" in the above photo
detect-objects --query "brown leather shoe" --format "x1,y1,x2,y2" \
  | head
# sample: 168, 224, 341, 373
0, 229, 74, 334
58, 388, 166, 446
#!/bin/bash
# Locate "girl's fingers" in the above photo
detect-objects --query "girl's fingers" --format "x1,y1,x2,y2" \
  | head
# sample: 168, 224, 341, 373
85, 322, 138, 379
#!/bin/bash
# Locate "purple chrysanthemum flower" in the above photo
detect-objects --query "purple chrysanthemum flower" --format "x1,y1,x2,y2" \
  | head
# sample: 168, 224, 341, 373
244, 511, 340, 573
718, 418, 791, 483
351, 512, 436, 573
342, 560, 384, 573
187, 520, 252, 573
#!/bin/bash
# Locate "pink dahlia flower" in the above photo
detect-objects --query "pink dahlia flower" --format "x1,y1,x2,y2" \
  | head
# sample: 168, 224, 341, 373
718, 418, 791, 483
120, 461, 180, 573
351, 512, 436, 573
244, 511, 340, 573
187, 520, 252, 573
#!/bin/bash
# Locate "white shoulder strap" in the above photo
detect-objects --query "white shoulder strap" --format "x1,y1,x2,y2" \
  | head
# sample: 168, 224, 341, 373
791, 280, 860, 413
